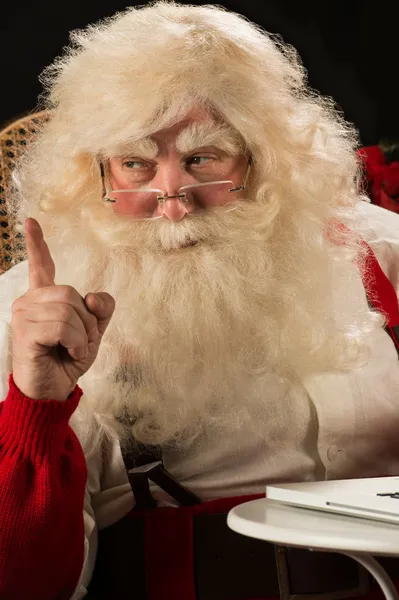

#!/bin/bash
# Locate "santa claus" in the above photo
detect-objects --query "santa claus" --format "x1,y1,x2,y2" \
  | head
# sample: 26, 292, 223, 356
1, 2, 399, 599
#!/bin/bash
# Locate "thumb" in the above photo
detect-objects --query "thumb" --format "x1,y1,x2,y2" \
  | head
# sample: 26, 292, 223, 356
85, 292, 115, 336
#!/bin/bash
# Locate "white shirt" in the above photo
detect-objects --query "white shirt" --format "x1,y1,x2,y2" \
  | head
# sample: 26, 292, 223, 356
1, 201, 399, 598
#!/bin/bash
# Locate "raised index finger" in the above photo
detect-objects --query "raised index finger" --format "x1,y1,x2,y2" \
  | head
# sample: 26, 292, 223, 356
25, 218, 56, 290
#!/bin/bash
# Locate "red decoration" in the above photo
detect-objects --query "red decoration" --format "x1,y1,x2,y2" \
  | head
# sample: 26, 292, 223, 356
358, 145, 399, 213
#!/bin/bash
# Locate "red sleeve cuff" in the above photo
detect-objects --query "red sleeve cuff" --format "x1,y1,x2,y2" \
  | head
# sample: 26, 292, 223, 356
0, 374, 83, 464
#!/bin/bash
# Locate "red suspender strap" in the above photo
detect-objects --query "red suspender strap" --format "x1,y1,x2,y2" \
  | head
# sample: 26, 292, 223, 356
139, 494, 264, 600
362, 240, 399, 350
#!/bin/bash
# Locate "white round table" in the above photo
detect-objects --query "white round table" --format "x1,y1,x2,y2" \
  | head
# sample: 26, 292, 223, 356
227, 498, 399, 600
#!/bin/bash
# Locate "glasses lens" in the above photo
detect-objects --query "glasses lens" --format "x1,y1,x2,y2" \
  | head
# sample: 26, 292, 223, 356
108, 190, 161, 219
183, 181, 236, 208
107, 180, 241, 219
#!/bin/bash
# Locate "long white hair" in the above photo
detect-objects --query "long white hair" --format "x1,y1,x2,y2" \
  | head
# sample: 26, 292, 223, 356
9, 2, 380, 453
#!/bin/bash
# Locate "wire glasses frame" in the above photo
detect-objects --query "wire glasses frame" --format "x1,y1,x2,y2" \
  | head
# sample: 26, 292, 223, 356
100, 158, 252, 220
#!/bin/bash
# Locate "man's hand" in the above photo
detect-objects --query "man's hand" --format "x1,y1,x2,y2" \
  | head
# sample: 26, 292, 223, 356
12, 218, 115, 401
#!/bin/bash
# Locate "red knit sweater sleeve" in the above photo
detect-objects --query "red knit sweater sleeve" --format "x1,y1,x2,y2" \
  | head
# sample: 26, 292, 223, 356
0, 375, 87, 600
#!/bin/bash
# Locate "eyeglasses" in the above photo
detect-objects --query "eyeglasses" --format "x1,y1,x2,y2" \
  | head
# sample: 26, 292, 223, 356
100, 160, 251, 220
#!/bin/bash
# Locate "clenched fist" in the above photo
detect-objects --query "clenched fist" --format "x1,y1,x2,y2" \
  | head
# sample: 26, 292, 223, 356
11, 218, 115, 401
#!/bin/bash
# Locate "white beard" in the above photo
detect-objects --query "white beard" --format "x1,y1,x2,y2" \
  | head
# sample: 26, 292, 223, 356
49, 199, 378, 448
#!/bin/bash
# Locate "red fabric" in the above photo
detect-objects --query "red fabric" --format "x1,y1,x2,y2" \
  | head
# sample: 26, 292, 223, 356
363, 240, 399, 327
145, 508, 196, 600
358, 146, 399, 213
362, 240, 399, 350
132, 493, 264, 521
131, 495, 263, 600
331, 222, 399, 342
0, 375, 86, 600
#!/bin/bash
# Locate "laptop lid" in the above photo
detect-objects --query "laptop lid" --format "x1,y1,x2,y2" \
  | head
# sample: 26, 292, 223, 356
266, 476, 399, 524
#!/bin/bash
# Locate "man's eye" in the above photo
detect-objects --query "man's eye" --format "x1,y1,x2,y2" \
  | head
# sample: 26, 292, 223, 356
186, 156, 213, 166
122, 160, 148, 169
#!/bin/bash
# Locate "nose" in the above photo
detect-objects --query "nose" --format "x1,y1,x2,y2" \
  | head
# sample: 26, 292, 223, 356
161, 196, 189, 221
152, 161, 194, 222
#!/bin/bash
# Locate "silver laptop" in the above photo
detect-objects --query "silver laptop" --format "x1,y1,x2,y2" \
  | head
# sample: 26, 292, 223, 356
266, 476, 399, 524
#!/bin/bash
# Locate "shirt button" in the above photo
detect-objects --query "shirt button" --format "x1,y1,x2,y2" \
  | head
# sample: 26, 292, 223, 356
327, 445, 338, 461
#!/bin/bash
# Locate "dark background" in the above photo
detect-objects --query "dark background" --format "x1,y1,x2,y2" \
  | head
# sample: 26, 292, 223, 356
1, 0, 397, 146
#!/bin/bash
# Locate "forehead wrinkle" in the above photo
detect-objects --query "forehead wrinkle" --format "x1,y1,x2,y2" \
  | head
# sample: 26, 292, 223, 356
175, 122, 244, 155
